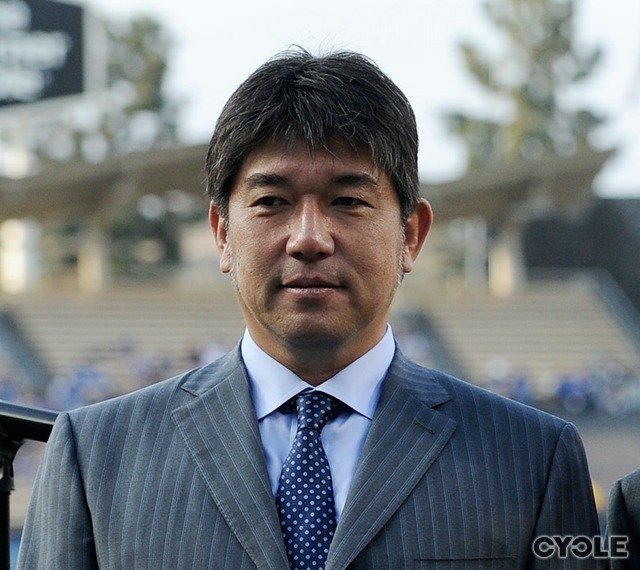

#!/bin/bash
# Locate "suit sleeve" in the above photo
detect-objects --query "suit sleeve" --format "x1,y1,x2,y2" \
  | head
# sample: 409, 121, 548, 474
529, 422, 602, 569
16, 412, 99, 569
607, 475, 640, 569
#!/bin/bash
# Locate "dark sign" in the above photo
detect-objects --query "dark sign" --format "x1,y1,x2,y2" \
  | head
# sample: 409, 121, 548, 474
0, 0, 85, 107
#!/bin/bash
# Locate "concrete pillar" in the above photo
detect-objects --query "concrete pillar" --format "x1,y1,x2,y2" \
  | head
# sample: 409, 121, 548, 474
463, 217, 488, 291
0, 219, 41, 293
77, 220, 110, 293
488, 223, 525, 297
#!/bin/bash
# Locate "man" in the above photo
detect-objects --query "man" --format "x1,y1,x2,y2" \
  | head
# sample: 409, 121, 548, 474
607, 467, 640, 569
18, 49, 600, 569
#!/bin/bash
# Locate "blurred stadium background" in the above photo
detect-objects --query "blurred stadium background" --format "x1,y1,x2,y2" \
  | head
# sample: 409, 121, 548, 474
1, 0, 640, 562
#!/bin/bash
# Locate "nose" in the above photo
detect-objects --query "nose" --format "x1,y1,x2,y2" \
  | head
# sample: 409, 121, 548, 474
285, 199, 335, 260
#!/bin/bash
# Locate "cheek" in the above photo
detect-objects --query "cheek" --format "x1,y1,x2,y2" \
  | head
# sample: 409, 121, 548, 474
350, 233, 403, 283
228, 234, 275, 280
367, 223, 404, 264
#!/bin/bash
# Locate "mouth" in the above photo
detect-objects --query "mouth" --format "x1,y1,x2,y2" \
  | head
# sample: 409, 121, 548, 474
282, 277, 340, 289
281, 276, 343, 299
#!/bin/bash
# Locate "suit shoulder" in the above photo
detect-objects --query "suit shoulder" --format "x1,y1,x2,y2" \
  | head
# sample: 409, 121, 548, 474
65, 349, 241, 425
619, 467, 640, 500
397, 354, 571, 434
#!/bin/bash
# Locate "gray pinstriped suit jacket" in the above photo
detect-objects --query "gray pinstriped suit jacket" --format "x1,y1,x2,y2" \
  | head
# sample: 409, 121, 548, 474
18, 346, 600, 569
607, 467, 640, 569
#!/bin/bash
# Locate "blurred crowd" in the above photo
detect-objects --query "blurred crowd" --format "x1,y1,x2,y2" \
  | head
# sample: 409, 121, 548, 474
2, 333, 639, 418
1, 331, 638, 494
0, 337, 234, 412
484, 356, 640, 416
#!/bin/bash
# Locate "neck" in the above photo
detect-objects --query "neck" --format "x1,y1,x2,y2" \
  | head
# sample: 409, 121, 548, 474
269, 342, 357, 387
249, 327, 387, 386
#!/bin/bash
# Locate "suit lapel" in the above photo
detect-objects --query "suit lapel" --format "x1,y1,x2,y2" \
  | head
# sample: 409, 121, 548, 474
327, 352, 457, 570
171, 350, 289, 570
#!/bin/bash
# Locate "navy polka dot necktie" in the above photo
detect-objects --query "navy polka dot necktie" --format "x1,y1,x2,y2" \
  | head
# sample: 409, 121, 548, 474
276, 392, 341, 570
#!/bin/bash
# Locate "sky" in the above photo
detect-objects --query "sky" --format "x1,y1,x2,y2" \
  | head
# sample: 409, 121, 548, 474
83, 0, 640, 197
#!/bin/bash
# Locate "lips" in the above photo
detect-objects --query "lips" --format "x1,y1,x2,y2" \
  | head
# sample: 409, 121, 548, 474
280, 276, 344, 301
282, 277, 340, 288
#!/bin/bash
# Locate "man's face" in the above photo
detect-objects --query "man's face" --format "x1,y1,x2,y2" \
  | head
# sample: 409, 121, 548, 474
210, 139, 431, 372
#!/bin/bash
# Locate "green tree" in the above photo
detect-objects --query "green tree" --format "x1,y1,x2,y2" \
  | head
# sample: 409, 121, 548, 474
0, 14, 187, 282
445, 0, 605, 170
0, 14, 179, 167
100, 16, 179, 155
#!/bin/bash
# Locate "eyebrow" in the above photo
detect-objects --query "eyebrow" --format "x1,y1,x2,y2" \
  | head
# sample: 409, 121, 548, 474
332, 172, 379, 189
243, 171, 380, 190
243, 173, 288, 189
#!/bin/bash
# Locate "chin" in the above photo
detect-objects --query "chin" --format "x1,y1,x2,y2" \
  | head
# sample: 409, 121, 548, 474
279, 327, 347, 351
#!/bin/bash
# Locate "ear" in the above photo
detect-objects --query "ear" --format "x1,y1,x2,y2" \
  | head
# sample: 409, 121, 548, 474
209, 202, 232, 274
401, 198, 433, 274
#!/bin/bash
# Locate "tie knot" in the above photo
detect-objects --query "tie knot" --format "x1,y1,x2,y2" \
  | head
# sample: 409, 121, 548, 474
294, 392, 340, 432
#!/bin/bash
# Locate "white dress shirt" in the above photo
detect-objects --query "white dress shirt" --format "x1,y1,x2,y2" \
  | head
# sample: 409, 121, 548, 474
241, 327, 395, 521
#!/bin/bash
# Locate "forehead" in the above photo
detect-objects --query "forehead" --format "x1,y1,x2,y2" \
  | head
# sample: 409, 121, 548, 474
235, 138, 381, 181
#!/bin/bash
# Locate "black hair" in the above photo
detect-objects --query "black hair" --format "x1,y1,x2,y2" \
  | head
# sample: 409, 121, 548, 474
205, 48, 419, 223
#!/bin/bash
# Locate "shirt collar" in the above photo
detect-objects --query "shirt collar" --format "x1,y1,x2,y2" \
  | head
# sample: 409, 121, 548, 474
241, 326, 395, 421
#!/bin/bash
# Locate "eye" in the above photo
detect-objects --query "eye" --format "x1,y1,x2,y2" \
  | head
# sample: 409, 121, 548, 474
332, 196, 368, 207
253, 196, 290, 207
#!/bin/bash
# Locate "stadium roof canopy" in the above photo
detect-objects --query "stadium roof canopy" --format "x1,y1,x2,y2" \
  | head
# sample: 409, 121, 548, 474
0, 144, 209, 222
0, 144, 613, 224
424, 147, 613, 222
